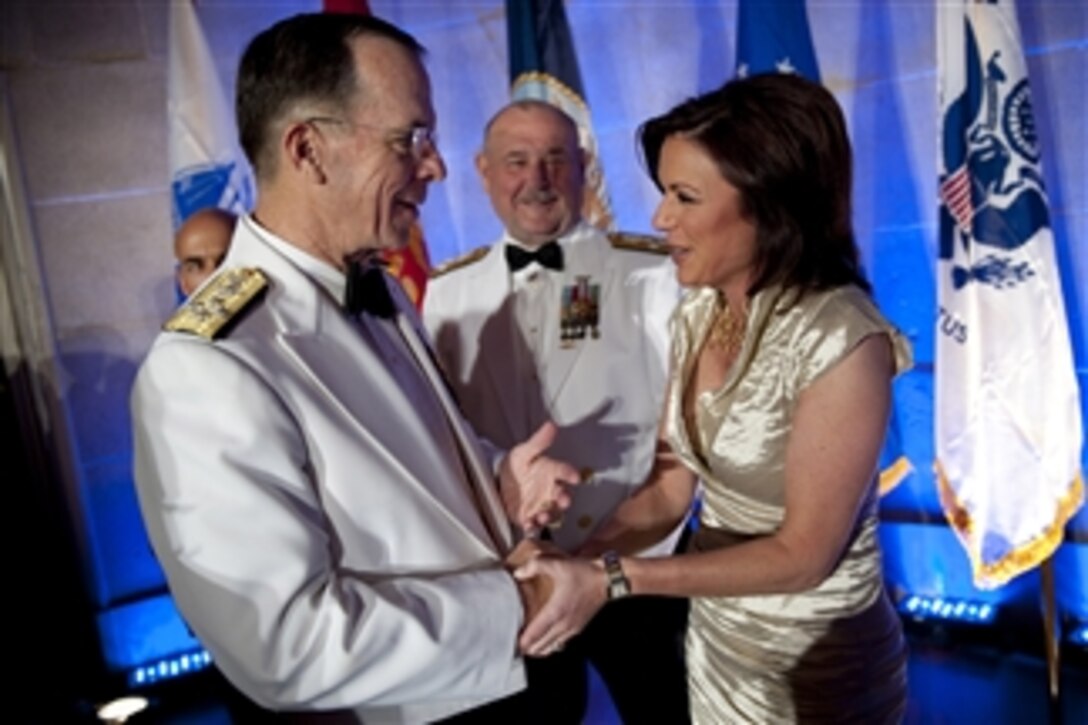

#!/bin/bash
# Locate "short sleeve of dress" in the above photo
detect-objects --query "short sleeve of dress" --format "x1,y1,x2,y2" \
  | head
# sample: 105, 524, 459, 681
792, 287, 913, 394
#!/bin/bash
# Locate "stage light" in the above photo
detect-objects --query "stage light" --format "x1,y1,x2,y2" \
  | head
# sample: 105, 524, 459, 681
128, 648, 212, 687
1069, 623, 1088, 647
898, 594, 997, 624
96, 695, 149, 723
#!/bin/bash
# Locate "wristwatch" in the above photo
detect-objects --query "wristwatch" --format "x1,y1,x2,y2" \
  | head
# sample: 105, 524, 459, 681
601, 550, 630, 600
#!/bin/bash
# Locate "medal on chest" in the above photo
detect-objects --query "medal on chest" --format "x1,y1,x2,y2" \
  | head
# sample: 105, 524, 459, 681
560, 275, 600, 348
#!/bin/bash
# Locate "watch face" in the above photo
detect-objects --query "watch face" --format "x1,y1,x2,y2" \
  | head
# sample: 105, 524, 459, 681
608, 578, 630, 599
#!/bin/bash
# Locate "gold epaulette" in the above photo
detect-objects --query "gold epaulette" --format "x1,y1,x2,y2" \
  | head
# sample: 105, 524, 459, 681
608, 231, 669, 255
429, 246, 489, 279
164, 267, 268, 339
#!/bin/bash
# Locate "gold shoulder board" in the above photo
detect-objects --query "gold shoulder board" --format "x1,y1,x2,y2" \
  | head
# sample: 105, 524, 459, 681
608, 231, 669, 255
429, 246, 489, 279
164, 267, 268, 339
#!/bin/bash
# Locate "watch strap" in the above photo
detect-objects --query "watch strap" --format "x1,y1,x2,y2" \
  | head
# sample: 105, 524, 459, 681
601, 550, 630, 600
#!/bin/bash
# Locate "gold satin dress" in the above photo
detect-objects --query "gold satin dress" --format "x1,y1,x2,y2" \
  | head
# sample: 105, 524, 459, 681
664, 285, 911, 724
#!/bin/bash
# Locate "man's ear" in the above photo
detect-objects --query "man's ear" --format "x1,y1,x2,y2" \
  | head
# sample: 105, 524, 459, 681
284, 121, 326, 183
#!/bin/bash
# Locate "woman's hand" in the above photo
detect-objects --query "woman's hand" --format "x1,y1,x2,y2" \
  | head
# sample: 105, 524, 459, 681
512, 554, 608, 657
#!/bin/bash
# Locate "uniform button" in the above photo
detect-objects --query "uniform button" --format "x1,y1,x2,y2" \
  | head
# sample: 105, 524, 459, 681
527, 272, 539, 283
577, 515, 594, 530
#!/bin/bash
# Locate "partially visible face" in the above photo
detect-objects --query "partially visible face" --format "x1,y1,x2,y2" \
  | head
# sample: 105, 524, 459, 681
651, 135, 758, 293
476, 104, 585, 248
322, 36, 446, 259
174, 210, 235, 297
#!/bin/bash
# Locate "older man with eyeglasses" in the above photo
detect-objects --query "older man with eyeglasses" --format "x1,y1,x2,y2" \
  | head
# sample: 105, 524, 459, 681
130, 13, 580, 724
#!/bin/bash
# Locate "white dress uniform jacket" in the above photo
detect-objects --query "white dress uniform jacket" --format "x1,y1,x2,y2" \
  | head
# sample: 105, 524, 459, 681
131, 216, 525, 724
424, 222, 681, 553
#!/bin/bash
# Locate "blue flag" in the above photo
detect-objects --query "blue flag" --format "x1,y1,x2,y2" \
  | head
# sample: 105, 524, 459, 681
735, 0, 821, 80
505, 0, 614, 231
734, 0, 914, 493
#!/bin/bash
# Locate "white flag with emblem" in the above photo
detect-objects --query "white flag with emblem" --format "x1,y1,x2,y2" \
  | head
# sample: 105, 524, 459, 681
936, 0, 1083, 589
168, 0, 254, 229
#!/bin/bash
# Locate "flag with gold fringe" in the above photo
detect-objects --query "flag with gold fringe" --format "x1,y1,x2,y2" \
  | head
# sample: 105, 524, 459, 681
879, 412, 913, 497
505, 0, 614, 231
168, 0, 254, 229
323, 0, 433, 310
936, 0, 1083, 589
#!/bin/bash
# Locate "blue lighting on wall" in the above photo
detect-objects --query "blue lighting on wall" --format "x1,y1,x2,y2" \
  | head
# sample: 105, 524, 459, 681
898, 594, 998, 625
128, 649, 212, 688
39, 2, 1083, 693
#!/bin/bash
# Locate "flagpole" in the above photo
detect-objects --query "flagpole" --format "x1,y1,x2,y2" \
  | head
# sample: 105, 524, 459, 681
1039, 557, 1060, 708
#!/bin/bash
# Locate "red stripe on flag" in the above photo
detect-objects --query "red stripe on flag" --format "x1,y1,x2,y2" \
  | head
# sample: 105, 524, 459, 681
323, 0, 370, 13
941, 167, 973, 227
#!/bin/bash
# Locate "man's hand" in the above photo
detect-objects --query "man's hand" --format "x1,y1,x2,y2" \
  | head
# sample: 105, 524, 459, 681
499, 421, 581, 536
506, 539, 558, 626
506, 537, 563, 568
512, 555, 608, 657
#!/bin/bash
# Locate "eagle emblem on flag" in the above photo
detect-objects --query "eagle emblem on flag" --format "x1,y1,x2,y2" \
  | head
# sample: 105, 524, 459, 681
938, 18, 1050, 292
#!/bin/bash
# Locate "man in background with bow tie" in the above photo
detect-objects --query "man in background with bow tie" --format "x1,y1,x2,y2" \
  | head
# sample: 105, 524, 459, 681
131, 15, 580, 724
424, 100, 689, 724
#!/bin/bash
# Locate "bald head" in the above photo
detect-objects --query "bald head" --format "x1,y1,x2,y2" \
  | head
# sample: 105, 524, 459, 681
477, 100, 586, 247
482, 100, 579, 152
174, 208, 237, 297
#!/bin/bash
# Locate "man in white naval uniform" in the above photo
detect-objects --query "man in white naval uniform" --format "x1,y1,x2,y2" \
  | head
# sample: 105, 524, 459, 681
424, 100, 689, 724
131, 16, 578, 724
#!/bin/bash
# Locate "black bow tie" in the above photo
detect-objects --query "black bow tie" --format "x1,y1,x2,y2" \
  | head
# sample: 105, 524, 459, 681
344, 260, 396, 319
505, 241, 564, 272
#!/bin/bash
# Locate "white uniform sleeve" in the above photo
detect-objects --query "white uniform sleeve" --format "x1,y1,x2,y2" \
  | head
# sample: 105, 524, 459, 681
131, 337, 523, 711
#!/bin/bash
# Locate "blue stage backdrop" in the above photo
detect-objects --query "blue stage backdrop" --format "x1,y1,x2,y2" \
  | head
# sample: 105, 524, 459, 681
35, 0, 1081, 682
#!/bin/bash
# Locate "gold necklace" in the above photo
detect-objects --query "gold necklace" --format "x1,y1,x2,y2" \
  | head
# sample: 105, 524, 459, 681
707, 297, 747, 355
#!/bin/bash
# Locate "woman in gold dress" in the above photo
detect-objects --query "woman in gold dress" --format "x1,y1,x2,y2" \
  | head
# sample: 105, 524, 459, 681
513, 73, 910, 723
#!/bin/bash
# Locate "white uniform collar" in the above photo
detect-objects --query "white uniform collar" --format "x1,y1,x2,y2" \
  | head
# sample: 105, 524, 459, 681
502, 219, 597, 283
501, 219, 595, 252
242, 214, 346, 303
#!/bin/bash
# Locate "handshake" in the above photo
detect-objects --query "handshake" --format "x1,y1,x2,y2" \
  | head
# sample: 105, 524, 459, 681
505, 539, 610, 658
496, 420, 619, 657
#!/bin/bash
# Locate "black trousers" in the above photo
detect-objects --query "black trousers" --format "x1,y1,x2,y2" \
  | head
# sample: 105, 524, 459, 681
444, 594, 690, 725
583, 594, 690, 724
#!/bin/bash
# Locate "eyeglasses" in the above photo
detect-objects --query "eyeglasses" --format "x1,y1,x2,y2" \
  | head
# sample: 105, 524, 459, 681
305, 116, 439, 162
